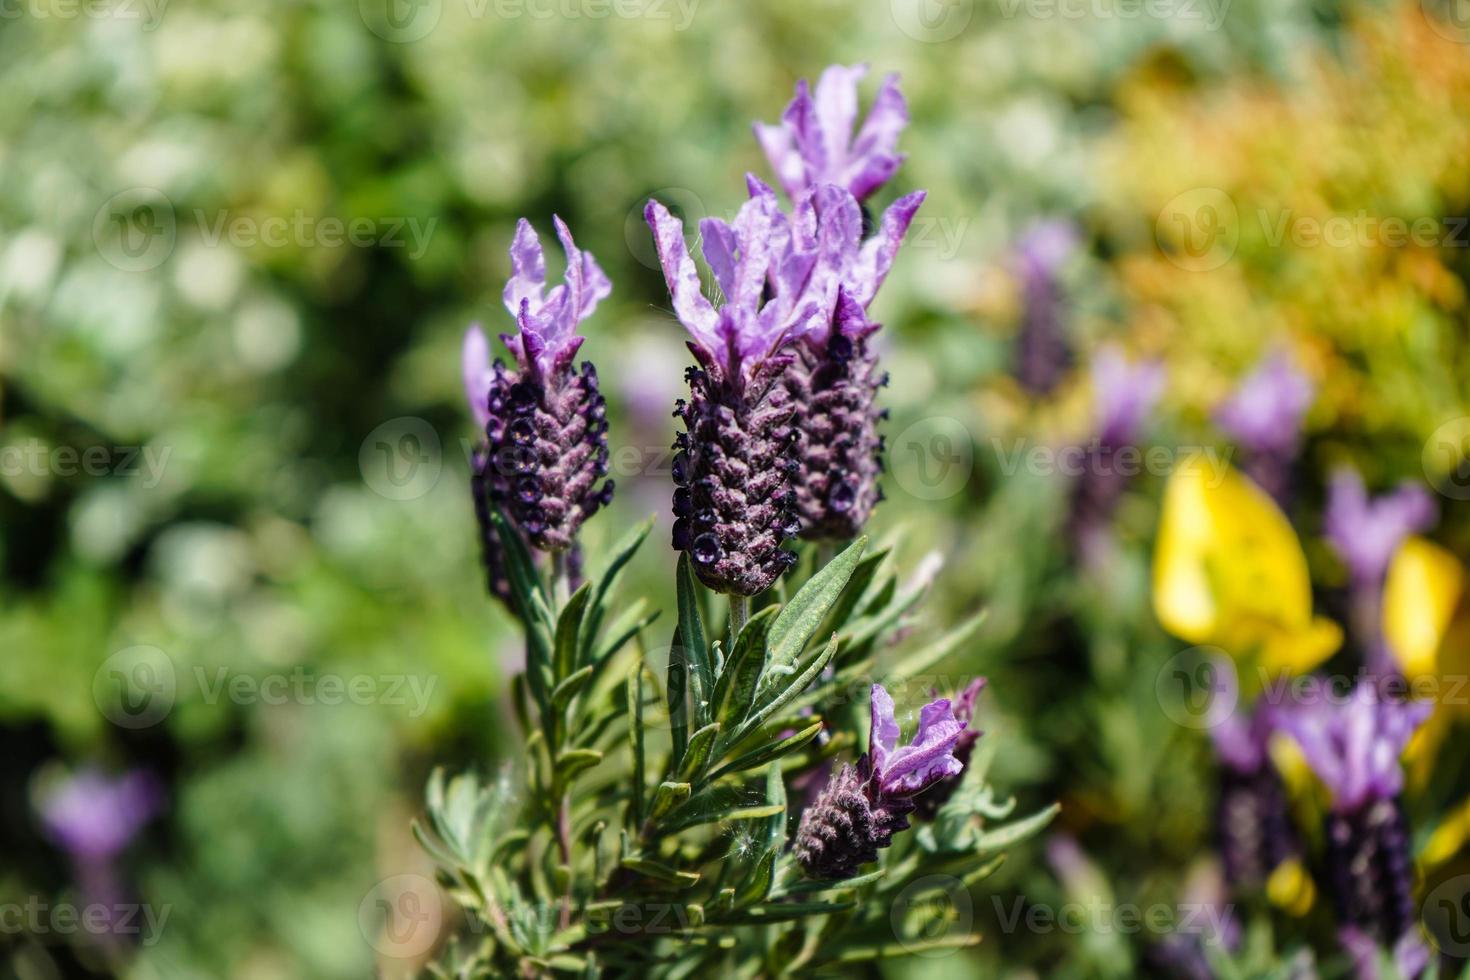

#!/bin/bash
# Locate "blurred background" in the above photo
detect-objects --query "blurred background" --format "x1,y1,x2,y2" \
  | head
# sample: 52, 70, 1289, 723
3, 0, 1470, 976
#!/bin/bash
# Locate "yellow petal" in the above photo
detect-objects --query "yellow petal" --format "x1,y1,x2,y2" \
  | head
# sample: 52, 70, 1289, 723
1383, 537, 1463, 680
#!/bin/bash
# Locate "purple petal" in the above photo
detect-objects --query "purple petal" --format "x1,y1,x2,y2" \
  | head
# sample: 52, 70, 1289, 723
881, 697, 964, 796
646, 199, 721, 357
849, 73, 909, 162
868, 684, 901, 775
1324, 468, 1437, 586
754, 121, 804, 202
1215, 352, 1314, 458
699, 217, 740, 302
853, 190, 925, 306
462, 324, 493, 429
553, 215, 611, 323
502, 218, 547, 318
812, 63, 866, 176
1092, 346, 1165, 447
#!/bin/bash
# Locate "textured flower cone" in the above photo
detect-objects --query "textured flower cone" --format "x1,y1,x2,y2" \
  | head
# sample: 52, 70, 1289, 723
483, 360, 613, 554
1015, 274, 1071, 397
469, 454, 514, 605
1216, 764, 1298, 889
793, 761, 915, 880
785, 331, 887, 541
672, 345, 799, 596
1324, 798, 1417, 950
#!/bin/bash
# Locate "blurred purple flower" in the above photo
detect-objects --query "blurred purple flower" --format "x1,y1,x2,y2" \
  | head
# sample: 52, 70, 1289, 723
1013, 219, 1079, 396
1215, 352, 1313, 502
755, 64, 909, 203
794, 685, 965, 879
1092, 346, 1165, 449
1324, 468, 1437, 588
39, 768, 160, 861
1278, 681, 1428, 813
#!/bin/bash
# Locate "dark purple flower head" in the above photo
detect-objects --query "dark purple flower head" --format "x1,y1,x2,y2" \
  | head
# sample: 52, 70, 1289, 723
1215, 352, 1314, 460
1092, 346, 1165, 449
755, 64, 909, 203
1012, 220, 1080, 396
464, 218, 614, 558
794, 685, 966, 878
1324, 468, 1437, 588
1277, 681, 1429, 814
39, 768, 161, 861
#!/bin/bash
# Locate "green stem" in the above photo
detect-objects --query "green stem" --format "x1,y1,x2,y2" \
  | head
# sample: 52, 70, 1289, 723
550, 549, 570, 608
728, 595, 749, 648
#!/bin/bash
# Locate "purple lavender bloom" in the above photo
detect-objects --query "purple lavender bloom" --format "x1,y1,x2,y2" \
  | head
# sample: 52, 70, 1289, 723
1279, 681, 1431, 977
1013, 219, 1080, 396
1068, 347, 1164, 565
39, 768, 160, 861
912, 678, 985, 820
794, 684, 965, 879
646, 191, 811, 595
1215, 352, 1314, 504
465, 218, 614, 562
750, 177, 926, 539
754, 64, 909, 204
1324, 468, 1437, 590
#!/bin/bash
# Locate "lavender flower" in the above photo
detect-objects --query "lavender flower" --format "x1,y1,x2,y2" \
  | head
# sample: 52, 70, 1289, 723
1278, 682, 1431, 978
794, 684, 965, 879
1211, 692, 1300, 891
752, 178, 926, 540
912, 677, 984, 820
1324, 468, 1437, 590
1215, 352, 1314, 504
465, 218, 615, 564
1013, 220, 1079, 396
645, 191, 812, 595
754, 64, 909, 204
1068, 347, 1164, 565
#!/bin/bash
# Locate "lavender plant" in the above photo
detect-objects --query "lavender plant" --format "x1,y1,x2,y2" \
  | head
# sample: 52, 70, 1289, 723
414, 67, 1056, 979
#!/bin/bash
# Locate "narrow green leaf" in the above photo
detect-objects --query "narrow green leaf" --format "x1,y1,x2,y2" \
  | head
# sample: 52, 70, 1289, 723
820, 934, 980, 964
649, 781, 692, 821
885, 609, 990, 684
709, 605, 777, 728
676, 723, 720, 783
627, 665, 645, 826
676, 554, 712, 726
764, 538, 866, 680
819, 548, 889, 638
763, 761, 786, 856
551, 665, 595, 716
579, 516, 654, 663
618, 858, 700, 888
556, 749, 603, 784
974, 802, 1061, 855
733, 844, 778, 908
782, 868, 886, 895
666, 636, 689, 769
728, 634, 839, 748
554, 582, 593, 681
707, 721, 822, 781
716, 899, 854, 924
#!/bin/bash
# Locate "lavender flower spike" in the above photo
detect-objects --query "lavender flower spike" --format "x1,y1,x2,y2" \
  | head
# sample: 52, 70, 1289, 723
1324, 468, 1437, 590
466, 218, 614, 559
646, 192, 811, 595
755, 64, 909, 203
1279, 681, 1431, 978
794, 684, 965, 879
1013, 219, 1080, 396
1215, 352, 1314, 503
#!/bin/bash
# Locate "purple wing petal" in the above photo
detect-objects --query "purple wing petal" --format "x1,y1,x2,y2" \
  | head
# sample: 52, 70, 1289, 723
850, 73, 909, 160
503, 218, 547, 318
646, 199, 721, 358
754, 121, 805, 202
812, 64, 866, 175
854, 190, 925, 306
462, 324, 493, 429
882, 697, 964, 796
781, 79, 823, 197
846, 153, 906, 204
868, 684, 901, 775
699, 217, 740, 301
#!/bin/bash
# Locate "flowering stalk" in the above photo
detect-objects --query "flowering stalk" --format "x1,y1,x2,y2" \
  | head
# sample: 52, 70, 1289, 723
1013, 220, 1079, 397
1278, 681, 1432, 979
464, 218, 615, 601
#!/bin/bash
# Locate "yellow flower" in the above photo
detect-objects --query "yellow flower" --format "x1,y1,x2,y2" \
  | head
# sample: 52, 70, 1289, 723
1153, 458, 1340, 683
